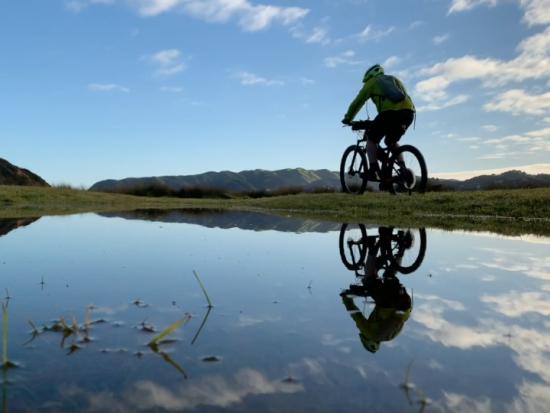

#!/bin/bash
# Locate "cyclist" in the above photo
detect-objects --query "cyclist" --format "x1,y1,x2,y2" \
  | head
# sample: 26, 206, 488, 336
341, 64, 415, 182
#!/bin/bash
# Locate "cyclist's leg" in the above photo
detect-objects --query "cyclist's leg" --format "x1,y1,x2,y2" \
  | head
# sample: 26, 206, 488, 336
384, 110, 415, 161
366, 114, 386, 174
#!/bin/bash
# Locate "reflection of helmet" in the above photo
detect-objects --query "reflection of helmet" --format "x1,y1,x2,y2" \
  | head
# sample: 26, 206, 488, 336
360, 334, 380, 353
363, 64, 384, 83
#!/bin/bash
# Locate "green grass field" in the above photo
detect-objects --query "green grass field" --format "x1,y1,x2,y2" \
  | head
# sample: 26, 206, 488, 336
1, 185, 550, 236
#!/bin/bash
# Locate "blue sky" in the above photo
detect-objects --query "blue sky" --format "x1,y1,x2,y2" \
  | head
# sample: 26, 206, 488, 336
1, 0, 550, 186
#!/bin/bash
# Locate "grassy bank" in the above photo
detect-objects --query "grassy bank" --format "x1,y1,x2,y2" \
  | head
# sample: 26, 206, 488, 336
1, 185, 550, 236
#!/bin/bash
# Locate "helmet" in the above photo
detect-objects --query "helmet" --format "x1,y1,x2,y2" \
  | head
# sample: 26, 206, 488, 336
363, 64, 384, 83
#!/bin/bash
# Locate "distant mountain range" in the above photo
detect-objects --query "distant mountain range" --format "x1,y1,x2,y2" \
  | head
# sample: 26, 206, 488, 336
429, 170, 550, 191
90, 168, 550, 193
0, 158, 49, 187
90, 168, 340, 193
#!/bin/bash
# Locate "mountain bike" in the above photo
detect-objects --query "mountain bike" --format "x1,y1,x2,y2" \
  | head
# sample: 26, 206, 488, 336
340, 120, 428, 195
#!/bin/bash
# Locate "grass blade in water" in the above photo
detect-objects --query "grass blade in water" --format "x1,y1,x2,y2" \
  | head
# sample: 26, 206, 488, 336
193, 270, 213, 308
149, 314, 192, 346
2, 304, 7, 366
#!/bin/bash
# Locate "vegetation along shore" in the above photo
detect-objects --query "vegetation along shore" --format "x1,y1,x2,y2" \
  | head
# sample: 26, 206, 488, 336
1, 185, 550, 237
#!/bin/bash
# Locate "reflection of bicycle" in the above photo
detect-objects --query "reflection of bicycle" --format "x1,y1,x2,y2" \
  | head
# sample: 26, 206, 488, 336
340, 120, 428, 195
339, 224, 427, 275
338, 224, 426, 354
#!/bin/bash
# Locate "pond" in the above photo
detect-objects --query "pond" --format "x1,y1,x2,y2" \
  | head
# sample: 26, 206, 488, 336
0, 210, 549, 412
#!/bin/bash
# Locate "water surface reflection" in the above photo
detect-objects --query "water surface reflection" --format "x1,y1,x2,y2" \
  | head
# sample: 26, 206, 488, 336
0, 211, 548, 412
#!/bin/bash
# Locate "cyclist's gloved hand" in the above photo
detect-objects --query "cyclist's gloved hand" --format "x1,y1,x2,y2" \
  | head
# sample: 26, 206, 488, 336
341, 118, 351, 126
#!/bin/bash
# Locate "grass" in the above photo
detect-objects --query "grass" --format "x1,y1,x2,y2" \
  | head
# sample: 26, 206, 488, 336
1, 185, 550, 236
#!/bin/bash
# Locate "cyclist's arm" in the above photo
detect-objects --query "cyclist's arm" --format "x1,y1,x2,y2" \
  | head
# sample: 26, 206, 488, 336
343, 80, 375, 123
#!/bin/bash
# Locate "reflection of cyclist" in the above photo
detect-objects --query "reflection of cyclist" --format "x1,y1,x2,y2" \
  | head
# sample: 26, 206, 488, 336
340, 225, 415, 353
341, 276, 411, 353
341, 64, 415, 181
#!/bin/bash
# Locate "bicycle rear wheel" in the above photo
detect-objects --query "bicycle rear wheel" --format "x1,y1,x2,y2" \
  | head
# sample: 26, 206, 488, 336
385, 228, 427, 274
386, 145, 427, 195
340, 145, 368, 195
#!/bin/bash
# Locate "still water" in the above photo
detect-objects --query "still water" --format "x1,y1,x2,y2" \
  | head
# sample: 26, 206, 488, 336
0, 210, 549, 412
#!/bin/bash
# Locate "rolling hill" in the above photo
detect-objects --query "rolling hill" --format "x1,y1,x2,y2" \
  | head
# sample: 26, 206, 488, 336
0, 158, 49, 187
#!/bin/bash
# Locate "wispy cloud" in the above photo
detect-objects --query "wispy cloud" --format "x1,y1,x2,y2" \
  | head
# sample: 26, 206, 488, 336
324, 50, 362, 68
482, 124, 498, 132
234, 71, 284, 86
149, 49, 186, 76
416, 94, 469, 112
433, 33, 450, 45
65, 0, 114, 13
88, 83, 130, 93
355, 24, 394, 42
160, 86, 184, 93
291, 24, 331, 45
129, 0, 309, 31
383, 56, 401, 69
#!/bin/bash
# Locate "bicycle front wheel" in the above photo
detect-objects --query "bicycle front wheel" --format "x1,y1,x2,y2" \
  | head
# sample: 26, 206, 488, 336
338, 223, 368, 270
387, 145, 427, 195
340, 145, 368, 195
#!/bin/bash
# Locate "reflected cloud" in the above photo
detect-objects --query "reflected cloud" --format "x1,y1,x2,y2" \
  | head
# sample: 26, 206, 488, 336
63, 368, 303, 412
236, 314, 281, 327
415, 294, 465, 311
482, 291, 550, 317
443, 392, 492, 413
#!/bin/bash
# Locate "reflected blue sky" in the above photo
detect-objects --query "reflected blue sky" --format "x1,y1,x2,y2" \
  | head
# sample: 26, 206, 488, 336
0, 213, 549, 412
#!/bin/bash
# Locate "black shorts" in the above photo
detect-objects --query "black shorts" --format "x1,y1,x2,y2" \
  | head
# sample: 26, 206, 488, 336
366, 109, 415, 145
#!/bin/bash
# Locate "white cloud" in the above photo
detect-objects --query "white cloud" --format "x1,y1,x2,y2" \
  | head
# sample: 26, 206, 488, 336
482, 291, 550, 317
129, 0, 309, 31
484, 89, 550, 116
383, 56, 401, 69
235, 71, 284, 86
448, 0, 497, 13
449, 0, 550, 26
356, 24, 394, 42
149, 49, 186, 76
481, 127, 550, 154
415, 26, 550, 112
88, 83, 130, 92
433, 33, 450, 45
62, 368, 303, 411
324, 50, 362, 68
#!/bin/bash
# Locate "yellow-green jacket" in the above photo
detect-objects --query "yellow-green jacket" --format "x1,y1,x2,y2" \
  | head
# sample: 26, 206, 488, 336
343, 74, 415, 123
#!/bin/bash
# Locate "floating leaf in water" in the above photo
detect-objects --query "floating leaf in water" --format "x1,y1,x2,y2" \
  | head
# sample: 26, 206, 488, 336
138, 321, 156, 333
201, 355, 222, 363
282, 376, 299, 384
148, 314, 192, 347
